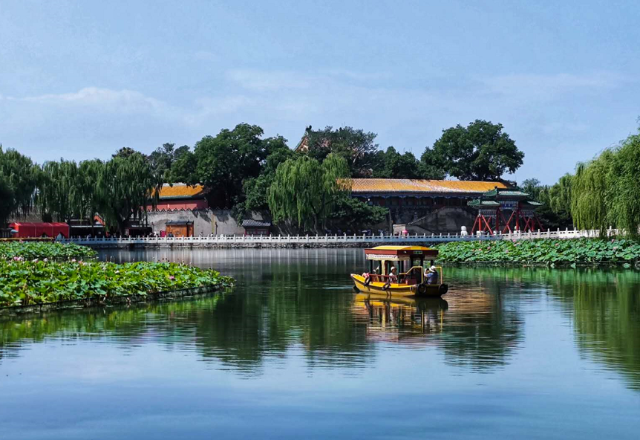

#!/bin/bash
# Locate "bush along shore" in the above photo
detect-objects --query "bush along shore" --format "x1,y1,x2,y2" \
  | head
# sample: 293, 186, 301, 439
0, 243, 234, 314
435, 238, 640, 268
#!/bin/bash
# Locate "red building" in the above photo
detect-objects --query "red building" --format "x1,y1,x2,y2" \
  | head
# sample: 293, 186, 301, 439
149, 184, 209, 211
9, 222, 70, 239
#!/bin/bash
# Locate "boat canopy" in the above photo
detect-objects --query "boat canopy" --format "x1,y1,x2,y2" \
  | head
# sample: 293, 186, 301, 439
364, 245, 438, 261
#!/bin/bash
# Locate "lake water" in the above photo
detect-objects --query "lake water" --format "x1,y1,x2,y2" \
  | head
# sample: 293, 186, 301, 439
1, 248, 639, 439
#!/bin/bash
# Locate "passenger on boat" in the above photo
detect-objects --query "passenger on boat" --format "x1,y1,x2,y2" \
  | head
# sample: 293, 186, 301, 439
426, 260, 438, 284
389, 267, 398, 283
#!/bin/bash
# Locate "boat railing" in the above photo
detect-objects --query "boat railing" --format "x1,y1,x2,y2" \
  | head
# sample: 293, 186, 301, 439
399, 266, 425, 285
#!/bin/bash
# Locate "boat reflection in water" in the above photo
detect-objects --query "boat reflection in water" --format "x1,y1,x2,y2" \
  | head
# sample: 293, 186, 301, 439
352, 293, 448, 343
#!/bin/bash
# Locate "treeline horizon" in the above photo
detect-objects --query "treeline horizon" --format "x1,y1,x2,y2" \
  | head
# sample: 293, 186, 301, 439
1, 120, 526, 233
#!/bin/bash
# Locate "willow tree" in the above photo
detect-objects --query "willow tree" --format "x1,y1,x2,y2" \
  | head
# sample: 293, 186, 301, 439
0, 146, 39, 225
536, 173, 574, 229
38, 160, 80, 222
571, 151, 613, 233
0, 174, 14, 226
268, 153, 350, 230
606, 132, 640, 235
96, 153, 158, 234
76, 159, 105, 229
571, 130, 640, 235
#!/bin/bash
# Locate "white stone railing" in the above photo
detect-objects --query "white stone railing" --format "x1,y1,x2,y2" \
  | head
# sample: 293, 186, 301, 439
59, 228, 620, 246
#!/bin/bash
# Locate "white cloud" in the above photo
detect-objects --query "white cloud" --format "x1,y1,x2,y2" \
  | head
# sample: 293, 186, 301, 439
0, 68, 635, 184
11, 87, 168, 113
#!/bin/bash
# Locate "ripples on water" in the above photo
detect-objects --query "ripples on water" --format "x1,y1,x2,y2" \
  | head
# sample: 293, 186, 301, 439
1, 248, 639, 439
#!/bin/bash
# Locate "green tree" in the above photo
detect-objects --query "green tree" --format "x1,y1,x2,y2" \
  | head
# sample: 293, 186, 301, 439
268, 154, 350, 230
148, 143, 191, 183
329, 196, 388, 231
168, 149, 198, 185
96, 152, 158, 234
0, 174, 14, 226
38, 160, 80, 222
0, 146, 39, 225
570, 130, 640, 235
605, 132, 640, 236
76, 160, 105, 230
194, 124, 269, 208
538, 174, 573, 229
304, 126, 378, 177
520, 178, 542, 200
422, 120, 524, 181
571, 151, 613, 233
112, 147, 138, 159
371, 146, 444, 179
242, 136, 293, 212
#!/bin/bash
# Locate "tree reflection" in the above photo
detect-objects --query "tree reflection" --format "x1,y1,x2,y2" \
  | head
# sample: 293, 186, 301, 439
549, 269, 640, 390
11, 261, 638, 383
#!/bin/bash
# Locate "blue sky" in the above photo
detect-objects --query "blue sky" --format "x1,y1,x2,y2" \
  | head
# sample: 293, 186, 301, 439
1, 0, 638, 184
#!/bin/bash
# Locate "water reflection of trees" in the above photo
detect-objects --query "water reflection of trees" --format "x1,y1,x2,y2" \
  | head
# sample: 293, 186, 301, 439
447, 267, 640, 389
4, 260, 636, 383
549, 270, 640, 390
2, 261, 530, 375
429, 268, 525, 372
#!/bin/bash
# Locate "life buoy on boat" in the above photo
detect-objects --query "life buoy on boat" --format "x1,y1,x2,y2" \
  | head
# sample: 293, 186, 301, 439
417, 283, 428, 295
439, 284, 449, 295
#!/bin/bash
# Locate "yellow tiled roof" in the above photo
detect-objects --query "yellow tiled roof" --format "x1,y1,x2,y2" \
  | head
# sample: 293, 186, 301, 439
156, 184, 206, 199
351, 179, 507, 193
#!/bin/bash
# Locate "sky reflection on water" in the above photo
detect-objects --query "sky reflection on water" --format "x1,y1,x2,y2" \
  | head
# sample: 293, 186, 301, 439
1, 248, 639, 439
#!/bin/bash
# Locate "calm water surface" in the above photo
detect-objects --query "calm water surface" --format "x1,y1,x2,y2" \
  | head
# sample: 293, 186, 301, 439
1, 248, 639, 439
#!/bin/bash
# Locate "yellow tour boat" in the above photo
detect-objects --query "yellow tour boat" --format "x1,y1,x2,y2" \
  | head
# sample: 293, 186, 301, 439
351, 245, 448, 298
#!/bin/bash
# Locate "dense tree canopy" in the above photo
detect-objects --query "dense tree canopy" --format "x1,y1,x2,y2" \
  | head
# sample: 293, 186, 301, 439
96, 153, 158, 233
0, 147, 39, 226
329, 195, 388, 231
571, 131, 640, 235
422, 120, 524, 181
372, 146, 444, 179
304, 126, 378, 177
39, 160, 79, 222
148, 143, 191, 183
241, 136, 293, 213
2, 120, 535, 234
195, 124, 272, 208
520, 176, 573, 230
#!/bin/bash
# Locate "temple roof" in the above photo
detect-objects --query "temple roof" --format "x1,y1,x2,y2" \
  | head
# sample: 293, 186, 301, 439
156, 183, 207, 200
467, 200, 501, 207
481, 188, 531, 200
351, 179, 507, 194
242, 219, 271, 228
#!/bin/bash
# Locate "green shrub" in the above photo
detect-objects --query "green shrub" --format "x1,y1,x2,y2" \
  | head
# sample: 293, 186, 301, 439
0, 260, 233, 307
435, 238, 640, 265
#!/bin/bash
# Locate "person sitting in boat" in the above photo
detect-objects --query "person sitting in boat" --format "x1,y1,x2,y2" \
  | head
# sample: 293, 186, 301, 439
425, 260, 438, 284
389, 267, 398, 284
383, 266, 398, 290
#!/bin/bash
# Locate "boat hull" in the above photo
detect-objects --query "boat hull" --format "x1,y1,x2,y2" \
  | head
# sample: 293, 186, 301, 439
351, 274, 447, 298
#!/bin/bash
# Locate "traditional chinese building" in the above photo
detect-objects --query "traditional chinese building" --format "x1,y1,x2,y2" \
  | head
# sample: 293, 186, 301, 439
349, 179, 509, 233
242, 219, 271, 236
152, 183, 209, 211
468, 187, 543, 234
351, 179, 508, 208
